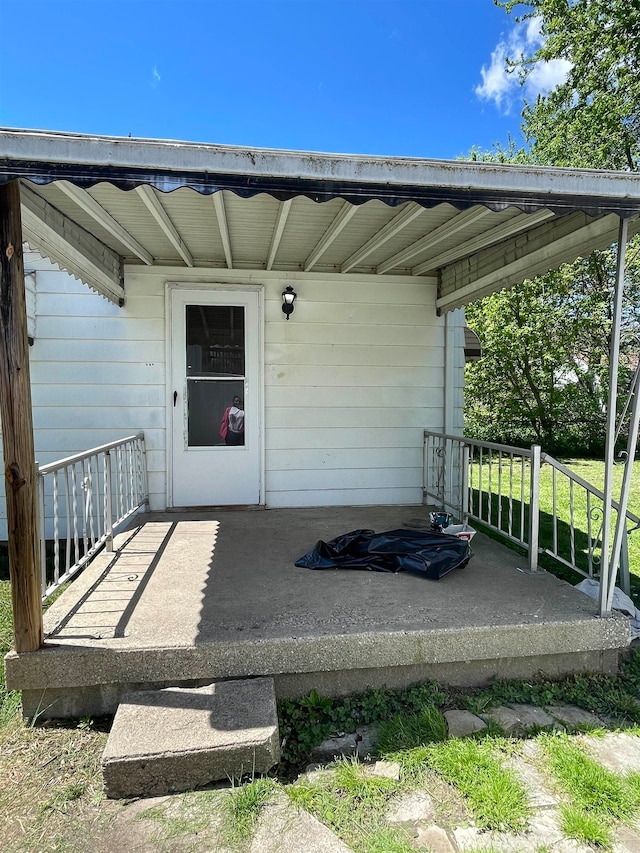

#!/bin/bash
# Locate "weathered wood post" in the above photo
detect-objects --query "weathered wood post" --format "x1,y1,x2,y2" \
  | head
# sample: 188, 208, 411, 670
0, 181, 42, 652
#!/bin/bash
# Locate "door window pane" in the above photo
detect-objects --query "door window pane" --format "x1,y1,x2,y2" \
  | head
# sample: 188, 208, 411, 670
186, 305, 245, 377
185, 304, 246, 447
188, 379, 244, 447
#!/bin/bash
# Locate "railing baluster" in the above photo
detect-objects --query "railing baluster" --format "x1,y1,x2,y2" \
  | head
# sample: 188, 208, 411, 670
64, 466, 71, 576
104, 450, 113, 552
462, 443, 470, 519
620, 528, 631, 596
508, 453, 514, 538
470, 443, 475, 517
117, 445, 125, 521
81, 458, 89, 556
488, 448, 493, 527
586, 491, 594, 577
478, 448, 484, 521
552, 465, 558, 556
520, 457, 526, 543
497, 450, 503, 532
37, 467, 47, 592
93, 455, 99, 546
53, 470, 60, 586
39, 434, 148, 601
72, 462, 80, 568
128, 441, 134, 508
569, 478, 576, 569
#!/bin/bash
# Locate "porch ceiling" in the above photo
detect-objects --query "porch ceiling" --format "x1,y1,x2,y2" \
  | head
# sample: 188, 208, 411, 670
3, 129, 640, 309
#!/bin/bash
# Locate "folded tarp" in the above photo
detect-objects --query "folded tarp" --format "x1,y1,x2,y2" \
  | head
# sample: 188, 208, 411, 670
295, 528, 471, 580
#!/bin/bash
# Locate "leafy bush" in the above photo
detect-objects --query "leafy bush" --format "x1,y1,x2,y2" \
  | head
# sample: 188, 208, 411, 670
278, 682, 448, 765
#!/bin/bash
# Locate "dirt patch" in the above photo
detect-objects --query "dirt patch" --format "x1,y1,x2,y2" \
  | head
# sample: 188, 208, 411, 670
0, 716, 238, 853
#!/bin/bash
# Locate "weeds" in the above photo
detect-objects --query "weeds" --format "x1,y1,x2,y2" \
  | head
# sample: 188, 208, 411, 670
359, 826, 419, 853
278, 681, 448, 765
137, 790, 223, 841
535, 733, 640, 847
288, 757, 402, 852
452, 666, 640, 726
559, 802, 612, 848
220, 777, 277, 846
0, 581, 20, 729
376, 705, 448, 753
411, 738, 529, 833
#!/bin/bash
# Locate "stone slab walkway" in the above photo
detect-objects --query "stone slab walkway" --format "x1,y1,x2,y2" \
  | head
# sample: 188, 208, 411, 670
282, 702, 640, 853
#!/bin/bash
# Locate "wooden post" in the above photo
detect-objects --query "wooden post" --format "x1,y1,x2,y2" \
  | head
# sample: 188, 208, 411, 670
0, 181, 42, 652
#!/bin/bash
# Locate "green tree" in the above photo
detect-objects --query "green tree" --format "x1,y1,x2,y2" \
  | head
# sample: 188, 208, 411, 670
464, 1, 640, 453
465, 250, 640, 454
500, 0, 640, 170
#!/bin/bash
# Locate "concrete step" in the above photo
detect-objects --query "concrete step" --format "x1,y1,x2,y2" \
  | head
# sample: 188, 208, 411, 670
102, 677, 280, 798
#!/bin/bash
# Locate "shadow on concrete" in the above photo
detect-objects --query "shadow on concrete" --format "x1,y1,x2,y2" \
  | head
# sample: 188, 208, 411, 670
46, 522, 176, 641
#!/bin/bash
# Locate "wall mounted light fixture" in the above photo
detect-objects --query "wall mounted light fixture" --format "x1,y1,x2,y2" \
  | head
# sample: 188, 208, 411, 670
281, 285, 297, 320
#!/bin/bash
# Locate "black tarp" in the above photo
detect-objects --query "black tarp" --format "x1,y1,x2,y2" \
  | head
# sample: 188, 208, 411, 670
295, 528, 470, 580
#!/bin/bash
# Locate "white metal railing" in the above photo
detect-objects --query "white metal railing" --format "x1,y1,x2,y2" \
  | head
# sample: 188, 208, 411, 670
424, 430, 640, 588
37, 433, 148, 601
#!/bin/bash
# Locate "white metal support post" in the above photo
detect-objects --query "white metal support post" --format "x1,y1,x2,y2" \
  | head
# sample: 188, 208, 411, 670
599, 217, 629, 617
462, 443, 470, 522
528, 444, 541, 572
104, 450, 113, 552
443, 311, 454, 512
607, 358, 640, 610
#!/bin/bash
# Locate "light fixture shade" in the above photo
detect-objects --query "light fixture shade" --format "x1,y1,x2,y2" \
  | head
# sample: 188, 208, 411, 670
281, 285, 297, 320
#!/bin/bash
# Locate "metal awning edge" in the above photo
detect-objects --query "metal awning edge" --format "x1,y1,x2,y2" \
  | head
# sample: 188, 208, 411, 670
1, 128, 639, 218
1, 165, 638, 219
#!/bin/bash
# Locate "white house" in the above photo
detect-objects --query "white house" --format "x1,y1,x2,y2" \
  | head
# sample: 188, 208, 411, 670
3, 130, 637, 519
15, 245, 466, 524
2, 130, 640, 645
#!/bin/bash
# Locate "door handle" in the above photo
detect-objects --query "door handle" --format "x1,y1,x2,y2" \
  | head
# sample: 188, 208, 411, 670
173, 391, 178, 407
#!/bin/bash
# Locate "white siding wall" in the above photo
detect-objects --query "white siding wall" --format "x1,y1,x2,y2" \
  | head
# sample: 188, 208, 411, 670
0, 257, 467, 535
28, 254, 167, 517
263, 275, 448, 507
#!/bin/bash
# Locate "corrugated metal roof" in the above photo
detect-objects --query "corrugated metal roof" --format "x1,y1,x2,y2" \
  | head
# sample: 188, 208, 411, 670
3, 129, 639, 309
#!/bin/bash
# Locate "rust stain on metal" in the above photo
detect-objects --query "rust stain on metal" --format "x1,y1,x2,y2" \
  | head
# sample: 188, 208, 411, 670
5, 242, 14, 260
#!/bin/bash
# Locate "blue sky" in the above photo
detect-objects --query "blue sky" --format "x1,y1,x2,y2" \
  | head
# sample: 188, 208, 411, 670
0, 0, 569, 160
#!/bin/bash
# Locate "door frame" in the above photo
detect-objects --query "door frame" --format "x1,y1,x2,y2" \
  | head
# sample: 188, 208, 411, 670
165, 281, 265, 508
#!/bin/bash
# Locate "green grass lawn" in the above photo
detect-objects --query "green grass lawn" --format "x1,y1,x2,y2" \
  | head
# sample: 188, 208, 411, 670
470, 457, 640, 592
0, 581, 20, 725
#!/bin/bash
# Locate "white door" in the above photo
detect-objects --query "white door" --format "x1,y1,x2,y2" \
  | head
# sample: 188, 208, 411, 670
170, 288, 261, 506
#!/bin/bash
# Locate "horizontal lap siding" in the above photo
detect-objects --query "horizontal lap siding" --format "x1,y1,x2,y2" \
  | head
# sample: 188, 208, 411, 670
20, 254, 166, 535
263, 276, 445, 507
0, 259, 462, 534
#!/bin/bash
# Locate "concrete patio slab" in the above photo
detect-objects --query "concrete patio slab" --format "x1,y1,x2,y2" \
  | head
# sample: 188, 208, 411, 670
5, 506, 631, 719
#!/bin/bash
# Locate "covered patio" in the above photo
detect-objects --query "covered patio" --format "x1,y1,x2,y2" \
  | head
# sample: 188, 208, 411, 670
1, 128, 639, 693
6, 506, 629, 720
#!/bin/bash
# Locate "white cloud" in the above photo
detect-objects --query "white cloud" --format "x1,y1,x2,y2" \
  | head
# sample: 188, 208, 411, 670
475, 17, 571, 114
475, 41, 514, 112
527, 58, 573, 95
525, 15, 543, 46
151, 65, 161, 88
